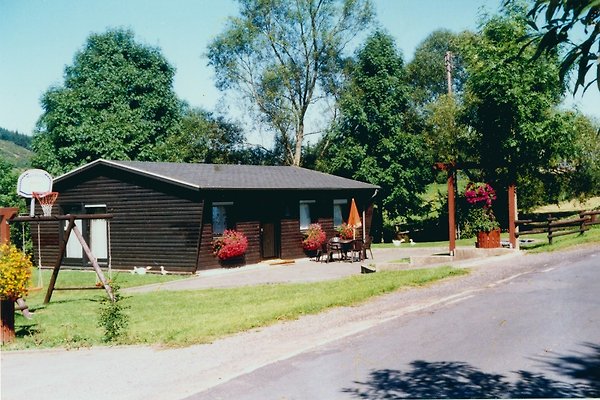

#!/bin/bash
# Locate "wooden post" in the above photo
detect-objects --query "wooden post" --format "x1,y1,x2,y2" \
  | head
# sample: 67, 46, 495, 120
44, 216, 75, 304
0, 208, 19, 245
1, 299, 16, 343
508, 184, 518, 250
71, 224, 114, 302
448, 170, 456, 255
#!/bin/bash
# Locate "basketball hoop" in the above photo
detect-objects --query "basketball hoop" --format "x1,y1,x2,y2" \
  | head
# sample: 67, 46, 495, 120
32, 192, 59, 217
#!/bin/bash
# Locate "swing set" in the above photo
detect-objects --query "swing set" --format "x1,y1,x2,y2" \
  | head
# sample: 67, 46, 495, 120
5, 169, 115, 308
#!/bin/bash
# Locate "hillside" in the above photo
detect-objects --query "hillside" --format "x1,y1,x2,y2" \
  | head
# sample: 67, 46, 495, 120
0, 139, 32, 169
0, 127, 32, 149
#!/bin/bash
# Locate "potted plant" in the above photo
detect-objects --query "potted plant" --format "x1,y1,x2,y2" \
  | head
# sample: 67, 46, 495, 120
1, 244, 33, 343
336, 223, 354, 240
464, 182, 501, 248
302, 223, 326, 253
212, 229, 248, 264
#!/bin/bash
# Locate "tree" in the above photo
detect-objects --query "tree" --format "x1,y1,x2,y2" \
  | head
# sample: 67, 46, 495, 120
406, 29, 471, 106
460, 6, 573, 211
318, 31, 432, 223
0, 160, 29, 251
31, 29, 183, 175
207, 0, 374, 166
512, 0, 600, 93
158, 106, 281, 165
158, 107, 245, 164
421, 94, 475, 164
523, 111, 600, 207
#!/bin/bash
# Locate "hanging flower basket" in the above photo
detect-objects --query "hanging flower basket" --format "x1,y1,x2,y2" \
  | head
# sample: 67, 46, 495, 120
336, 223, 354, 240
302, 223, 326, 252
212, 230, 248, 261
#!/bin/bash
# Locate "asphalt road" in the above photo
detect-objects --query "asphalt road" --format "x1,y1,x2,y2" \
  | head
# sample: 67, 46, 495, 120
193, 248, 600, 399
2, 246, 598, 400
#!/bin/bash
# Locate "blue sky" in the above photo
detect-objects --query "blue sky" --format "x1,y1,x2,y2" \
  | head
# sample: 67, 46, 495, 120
1, 0, 598, 143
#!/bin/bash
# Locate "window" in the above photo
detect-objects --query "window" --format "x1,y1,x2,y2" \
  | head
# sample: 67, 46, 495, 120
333, 199, 348, 227
85, 205, 108, 260
299, 200, 315, 230
212, 202, 233, 235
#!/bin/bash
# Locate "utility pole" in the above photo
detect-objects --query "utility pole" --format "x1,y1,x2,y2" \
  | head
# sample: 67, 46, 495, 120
445, 51, 453, 96
443, 51, 457, 253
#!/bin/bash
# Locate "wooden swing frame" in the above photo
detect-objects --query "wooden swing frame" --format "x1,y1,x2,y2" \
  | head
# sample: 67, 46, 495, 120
8, 213, 115, 304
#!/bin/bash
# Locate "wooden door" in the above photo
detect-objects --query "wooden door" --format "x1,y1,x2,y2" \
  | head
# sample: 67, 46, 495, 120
261, 222, 277, 259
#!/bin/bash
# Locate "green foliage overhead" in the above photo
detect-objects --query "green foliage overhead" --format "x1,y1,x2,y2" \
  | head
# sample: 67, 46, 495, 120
207, 0, 374, 166
515, 0, 600, 94
318, 31, 432, 222
31, 28, 183, 175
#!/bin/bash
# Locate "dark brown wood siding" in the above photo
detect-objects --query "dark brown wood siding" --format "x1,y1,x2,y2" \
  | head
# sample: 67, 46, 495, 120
47, 169, 203, 274
44, 163, 378, 272
280, 219, 304, 259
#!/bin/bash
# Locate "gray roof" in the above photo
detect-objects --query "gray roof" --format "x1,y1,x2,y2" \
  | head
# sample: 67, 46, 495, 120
55, 159, 380, 191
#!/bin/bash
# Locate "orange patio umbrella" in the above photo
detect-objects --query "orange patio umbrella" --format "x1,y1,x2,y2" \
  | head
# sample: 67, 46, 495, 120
347, 198, 362, 239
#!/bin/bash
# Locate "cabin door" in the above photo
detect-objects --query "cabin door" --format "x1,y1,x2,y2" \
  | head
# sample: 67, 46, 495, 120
261, 222, 278, 259
62, 204, 108, 267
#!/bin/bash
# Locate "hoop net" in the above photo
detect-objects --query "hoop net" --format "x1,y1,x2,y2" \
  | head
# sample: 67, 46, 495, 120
33, 191, 59, 216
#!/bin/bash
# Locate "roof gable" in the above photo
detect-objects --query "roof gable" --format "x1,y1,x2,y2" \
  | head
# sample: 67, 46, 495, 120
55, 159, 380, 191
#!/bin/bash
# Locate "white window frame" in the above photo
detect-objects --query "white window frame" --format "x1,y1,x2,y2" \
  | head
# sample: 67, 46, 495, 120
85, 204, 108, 260
212, 201, 233, 236
299, 200, 316, 230
333, 199, 348, 228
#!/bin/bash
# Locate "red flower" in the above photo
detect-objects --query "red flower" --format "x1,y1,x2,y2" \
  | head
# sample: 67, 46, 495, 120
465, 182, 496, 209
302, 223, 326, 251
212, 230, 248, 260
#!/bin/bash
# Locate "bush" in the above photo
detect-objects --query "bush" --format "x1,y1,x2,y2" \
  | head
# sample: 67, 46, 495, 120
212, 230, 248, 260
97, 282, 129, 343
0, 244, 33, 301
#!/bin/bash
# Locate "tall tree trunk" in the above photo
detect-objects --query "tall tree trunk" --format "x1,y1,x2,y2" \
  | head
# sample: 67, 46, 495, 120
293, 121, 304, 166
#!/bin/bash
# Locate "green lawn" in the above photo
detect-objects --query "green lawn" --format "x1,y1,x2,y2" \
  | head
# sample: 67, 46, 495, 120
5, 266, 466, 350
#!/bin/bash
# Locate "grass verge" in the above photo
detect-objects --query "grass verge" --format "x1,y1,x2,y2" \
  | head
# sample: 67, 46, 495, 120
5, 266, 467, 350
518, 224, 600, 253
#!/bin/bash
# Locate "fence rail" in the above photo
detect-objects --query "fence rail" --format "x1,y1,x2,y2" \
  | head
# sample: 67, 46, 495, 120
515, 210, 600, 244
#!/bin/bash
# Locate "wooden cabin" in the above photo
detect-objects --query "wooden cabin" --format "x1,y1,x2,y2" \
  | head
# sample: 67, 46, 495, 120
35, 159, 379, 273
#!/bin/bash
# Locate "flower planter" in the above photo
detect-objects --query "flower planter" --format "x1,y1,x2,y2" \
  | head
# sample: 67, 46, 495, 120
476, 229, 501, 248
218, 255, 246, 268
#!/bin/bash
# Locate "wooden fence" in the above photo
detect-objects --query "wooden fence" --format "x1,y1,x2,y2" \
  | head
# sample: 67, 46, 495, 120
515, 210, 600, 244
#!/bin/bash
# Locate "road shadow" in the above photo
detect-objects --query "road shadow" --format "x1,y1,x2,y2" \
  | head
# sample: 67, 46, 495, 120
343, 343, 599, 398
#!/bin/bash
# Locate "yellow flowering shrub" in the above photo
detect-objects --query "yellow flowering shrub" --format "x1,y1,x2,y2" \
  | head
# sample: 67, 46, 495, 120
0, 244, 33, 301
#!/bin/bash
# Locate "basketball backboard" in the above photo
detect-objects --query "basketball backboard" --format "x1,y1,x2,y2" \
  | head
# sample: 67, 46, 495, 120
17, 169, 53, 198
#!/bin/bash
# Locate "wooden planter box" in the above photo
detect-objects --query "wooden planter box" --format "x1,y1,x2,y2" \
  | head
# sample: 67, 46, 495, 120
476, 229, 501, 248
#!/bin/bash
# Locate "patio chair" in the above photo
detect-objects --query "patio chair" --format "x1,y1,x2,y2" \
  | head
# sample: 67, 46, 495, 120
350, 239, 364, 262
362, 236, 374, 260
326, 237, 343, 262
